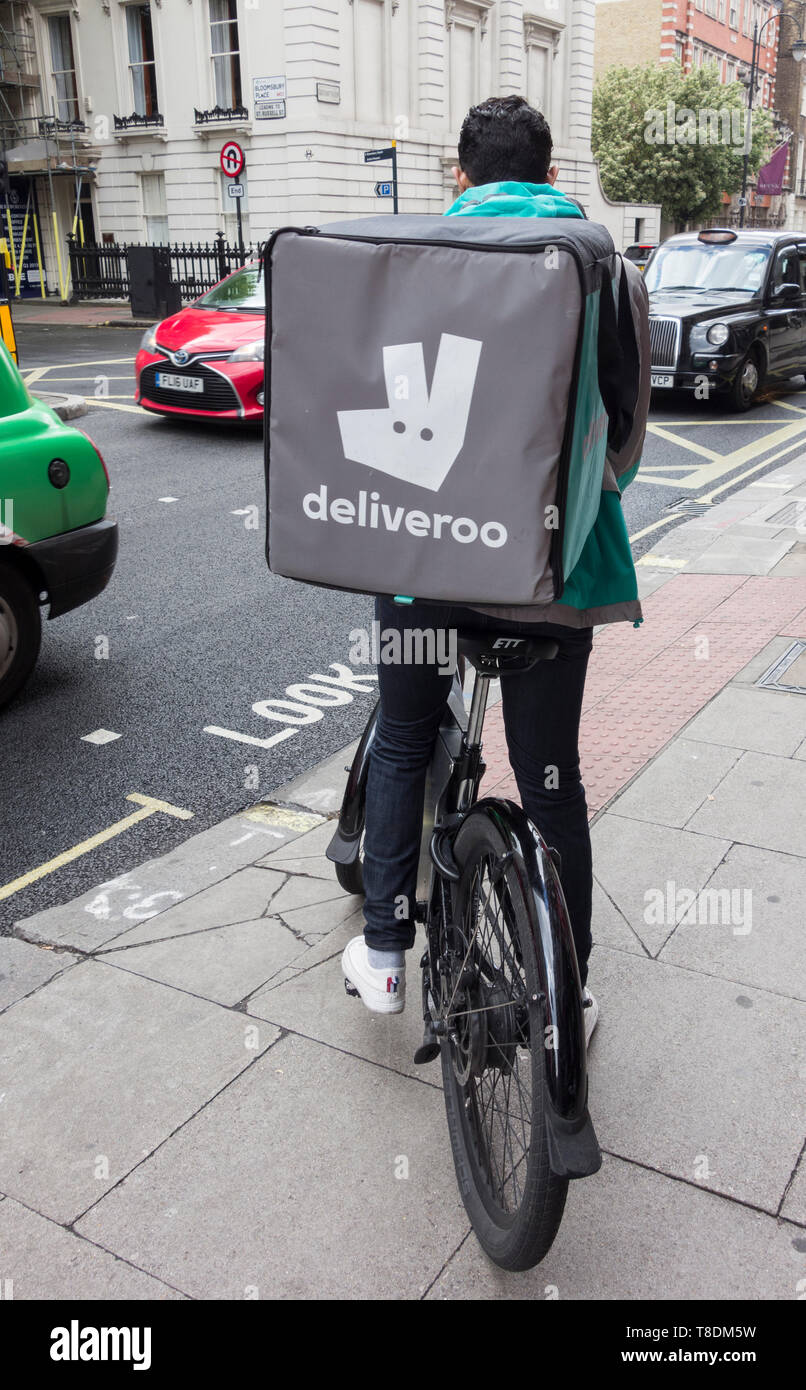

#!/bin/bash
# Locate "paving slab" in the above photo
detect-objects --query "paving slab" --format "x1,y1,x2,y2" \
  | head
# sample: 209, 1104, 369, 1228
589, 814, 731, 955
686, 750, 806, 857
590, 878, 650, 959
684, 532, 794, 575
75, 1031, 468, 1300
682, 686, 806, 758
84, 866, 288, 953
769, 542, 806, 578
98, 918, 303, 1007
247, 924, 434, 1084
0, 937, 79, 1013
0, 1197, 187, 1300
16, 814, 302, 950
659, 843, 806, 1001
426, 1153, 806, 1300
609, 738, 740, 829
0, 959, 279, 1223
781, 1157, 806, 1226
732, 635, 799, 686
585, 947, 806, 1211
256, 818, 341, 878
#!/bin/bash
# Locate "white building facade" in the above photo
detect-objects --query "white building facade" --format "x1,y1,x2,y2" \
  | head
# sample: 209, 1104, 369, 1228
2, 0, 659, 296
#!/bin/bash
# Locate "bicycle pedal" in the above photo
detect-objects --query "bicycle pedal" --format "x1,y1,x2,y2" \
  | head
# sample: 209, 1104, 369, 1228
344, 979, 360, 998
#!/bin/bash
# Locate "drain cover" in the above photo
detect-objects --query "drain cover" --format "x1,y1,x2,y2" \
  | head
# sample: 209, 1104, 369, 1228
764, 499, 806, 527
665, 498, 711, 515
756, 641, 806, 694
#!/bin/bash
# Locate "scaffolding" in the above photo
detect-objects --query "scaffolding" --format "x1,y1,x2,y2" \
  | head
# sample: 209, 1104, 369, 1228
0, 2, 40, 138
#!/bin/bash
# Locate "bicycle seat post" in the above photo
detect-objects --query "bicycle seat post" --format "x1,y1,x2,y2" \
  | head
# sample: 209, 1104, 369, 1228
465, 666, 492, 750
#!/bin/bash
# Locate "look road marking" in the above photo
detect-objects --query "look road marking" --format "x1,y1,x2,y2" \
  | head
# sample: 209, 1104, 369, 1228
0, 793, 193, 904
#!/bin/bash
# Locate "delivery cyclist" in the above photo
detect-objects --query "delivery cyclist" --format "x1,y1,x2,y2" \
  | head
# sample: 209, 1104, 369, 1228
342, 96, 650, 1043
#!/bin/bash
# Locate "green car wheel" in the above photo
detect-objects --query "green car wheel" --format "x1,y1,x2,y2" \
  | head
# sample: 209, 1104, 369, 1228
0, 564, 42, 708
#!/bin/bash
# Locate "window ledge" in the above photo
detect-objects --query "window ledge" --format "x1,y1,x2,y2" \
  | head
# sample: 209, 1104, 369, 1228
193, 119, 252, 137
113, 127, 169, 142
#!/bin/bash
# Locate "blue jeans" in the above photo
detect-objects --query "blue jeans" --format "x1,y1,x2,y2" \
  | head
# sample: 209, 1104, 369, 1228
362, 596, 594, 987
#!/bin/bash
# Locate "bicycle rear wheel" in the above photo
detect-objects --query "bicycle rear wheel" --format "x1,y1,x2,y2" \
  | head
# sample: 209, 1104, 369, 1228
439, 809, 568, 1270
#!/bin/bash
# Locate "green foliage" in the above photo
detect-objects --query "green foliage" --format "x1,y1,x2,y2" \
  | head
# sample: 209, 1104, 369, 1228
591, 62, 776, 226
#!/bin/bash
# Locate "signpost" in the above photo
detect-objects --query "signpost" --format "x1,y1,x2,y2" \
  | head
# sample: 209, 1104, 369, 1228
363, 142, 398, 212
220, 141, 245, 264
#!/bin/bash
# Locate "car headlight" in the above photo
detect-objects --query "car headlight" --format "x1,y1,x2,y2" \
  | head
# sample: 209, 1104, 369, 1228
228, 340, 264, 363
706, 323, 730, 347
139, 325, 159, 352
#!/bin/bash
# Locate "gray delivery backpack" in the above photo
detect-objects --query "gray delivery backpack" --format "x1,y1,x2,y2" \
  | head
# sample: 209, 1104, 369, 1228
263, 214, 638, 606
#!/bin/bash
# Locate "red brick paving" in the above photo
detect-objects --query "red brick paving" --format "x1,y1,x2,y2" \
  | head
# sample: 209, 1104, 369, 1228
480, 573, 806, 816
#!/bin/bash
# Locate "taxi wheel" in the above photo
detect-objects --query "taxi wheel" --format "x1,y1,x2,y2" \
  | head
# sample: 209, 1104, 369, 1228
0, 565, 42, 708
727, 350, 763, 412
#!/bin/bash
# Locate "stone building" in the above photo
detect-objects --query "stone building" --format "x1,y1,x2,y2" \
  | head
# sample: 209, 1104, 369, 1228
0, 0, 659, 298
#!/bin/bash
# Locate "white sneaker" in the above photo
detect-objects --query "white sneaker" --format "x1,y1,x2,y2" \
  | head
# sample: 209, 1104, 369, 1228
341, 936, 406, 1014
582, 987, 599, 1047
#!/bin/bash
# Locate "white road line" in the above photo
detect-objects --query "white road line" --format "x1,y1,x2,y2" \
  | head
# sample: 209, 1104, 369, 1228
81, 729, 121, 745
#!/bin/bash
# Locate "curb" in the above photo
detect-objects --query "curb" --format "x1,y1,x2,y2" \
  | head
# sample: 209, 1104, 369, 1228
33, 391, 88, 422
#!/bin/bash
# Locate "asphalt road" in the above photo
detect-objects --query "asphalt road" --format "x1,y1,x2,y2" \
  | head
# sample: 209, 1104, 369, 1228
3, 321, 806, 930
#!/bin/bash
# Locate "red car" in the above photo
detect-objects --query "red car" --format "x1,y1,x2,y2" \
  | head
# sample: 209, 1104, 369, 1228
135, 263, 264, 421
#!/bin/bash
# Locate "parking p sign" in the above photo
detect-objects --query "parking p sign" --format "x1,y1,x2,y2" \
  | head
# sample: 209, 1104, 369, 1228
220, 141, 245, 179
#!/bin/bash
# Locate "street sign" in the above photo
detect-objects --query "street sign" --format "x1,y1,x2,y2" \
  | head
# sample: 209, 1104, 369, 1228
220, 141, 245, 178
364, 147, 395, 162
374, 182, 392, 197
227, 183, 244, 199
255, 99, 285, 120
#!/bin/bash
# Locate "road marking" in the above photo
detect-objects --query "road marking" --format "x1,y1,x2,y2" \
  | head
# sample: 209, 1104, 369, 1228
22, 357, 134, 371
642, 413, 806, 490
82, 398, 143, 414
636, 555, 688, 568
81, 728, 121, 745
158, 496, 179, 503
204, 724, 298, 750
244, 805, 325, 832
628, 513, 684, 544
645, 424, 721, 462
22, 367, 50, 385
0, 794, 193, 904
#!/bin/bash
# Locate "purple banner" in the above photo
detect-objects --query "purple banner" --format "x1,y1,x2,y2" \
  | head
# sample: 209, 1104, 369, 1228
756, 140, 790, 196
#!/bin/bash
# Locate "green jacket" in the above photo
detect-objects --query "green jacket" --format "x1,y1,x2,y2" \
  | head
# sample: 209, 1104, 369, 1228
444, 181, 643, 628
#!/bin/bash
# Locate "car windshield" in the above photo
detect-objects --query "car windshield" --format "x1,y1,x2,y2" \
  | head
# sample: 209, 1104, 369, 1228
644, 241, 770, 295
195, 265, 264, 312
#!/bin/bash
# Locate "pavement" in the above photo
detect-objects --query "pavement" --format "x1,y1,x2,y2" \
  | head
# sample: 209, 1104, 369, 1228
1, 458, 805, 1300
11, 298, 152, 329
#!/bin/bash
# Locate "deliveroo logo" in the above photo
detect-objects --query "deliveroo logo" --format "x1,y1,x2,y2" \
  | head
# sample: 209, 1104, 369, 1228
337, 334, 483, 492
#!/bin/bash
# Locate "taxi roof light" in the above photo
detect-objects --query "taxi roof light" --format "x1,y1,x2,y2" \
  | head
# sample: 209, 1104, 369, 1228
698, 229, 738, 244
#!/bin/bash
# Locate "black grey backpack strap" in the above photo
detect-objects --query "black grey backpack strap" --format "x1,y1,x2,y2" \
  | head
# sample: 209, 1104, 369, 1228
596, 254, 640, 454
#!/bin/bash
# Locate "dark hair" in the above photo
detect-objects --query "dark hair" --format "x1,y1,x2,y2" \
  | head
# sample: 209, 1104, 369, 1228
457, 95, 553, 186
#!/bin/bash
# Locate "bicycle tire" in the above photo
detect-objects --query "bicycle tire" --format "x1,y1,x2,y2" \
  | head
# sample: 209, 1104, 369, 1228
439, 809, 568, 1271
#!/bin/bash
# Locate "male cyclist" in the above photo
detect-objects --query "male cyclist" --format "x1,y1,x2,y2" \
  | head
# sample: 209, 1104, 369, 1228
342, 96, 649, 1044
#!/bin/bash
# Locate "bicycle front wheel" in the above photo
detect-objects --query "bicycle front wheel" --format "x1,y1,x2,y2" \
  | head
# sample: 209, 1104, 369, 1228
439, 809, 568, 1271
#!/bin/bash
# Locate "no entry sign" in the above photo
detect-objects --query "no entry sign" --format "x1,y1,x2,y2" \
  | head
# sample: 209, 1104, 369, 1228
220, 141, 245, 178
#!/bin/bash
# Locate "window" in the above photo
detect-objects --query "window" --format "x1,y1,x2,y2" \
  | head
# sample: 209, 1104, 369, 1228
210, 0, 241, 109
773, 246, 800, 293
729, 1, 739, 27
126, 4, 159, 118
47, 14, 79, 123
675, 37, 685, 62
141, 172, 168, 244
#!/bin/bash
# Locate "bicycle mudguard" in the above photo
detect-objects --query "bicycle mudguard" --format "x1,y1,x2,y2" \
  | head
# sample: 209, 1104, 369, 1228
326, 699, 379, 865
461, 796, 602, 1181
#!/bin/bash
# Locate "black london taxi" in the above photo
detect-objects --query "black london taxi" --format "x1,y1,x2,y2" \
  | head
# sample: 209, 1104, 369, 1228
644, 227, 806, 411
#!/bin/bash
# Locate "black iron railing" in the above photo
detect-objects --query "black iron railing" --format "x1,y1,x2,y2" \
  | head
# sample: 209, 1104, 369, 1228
193, 105, 249, 123
66, 231, 261, 301
113, 111, 165, 130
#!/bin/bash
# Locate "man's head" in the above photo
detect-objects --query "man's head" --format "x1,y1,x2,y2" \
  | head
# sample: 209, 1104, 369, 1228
452, 95, 557, 194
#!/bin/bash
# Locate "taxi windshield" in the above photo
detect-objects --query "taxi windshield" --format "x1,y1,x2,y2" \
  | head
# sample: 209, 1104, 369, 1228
644, 241, 770, 295
195, 265, 264, 312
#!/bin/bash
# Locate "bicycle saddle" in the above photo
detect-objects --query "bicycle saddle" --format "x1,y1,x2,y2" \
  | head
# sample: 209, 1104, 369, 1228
457, 632, 559, 675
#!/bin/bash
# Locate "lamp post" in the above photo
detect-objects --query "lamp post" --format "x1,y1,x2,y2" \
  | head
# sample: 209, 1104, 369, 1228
740, 1, 806, 228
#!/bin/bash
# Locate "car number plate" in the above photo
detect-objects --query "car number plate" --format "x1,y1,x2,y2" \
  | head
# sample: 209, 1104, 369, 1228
156, 372, 204, 392
650, 373, 674, 388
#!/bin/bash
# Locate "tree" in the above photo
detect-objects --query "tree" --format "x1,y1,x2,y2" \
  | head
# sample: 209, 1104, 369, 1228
592, 62, 776, 228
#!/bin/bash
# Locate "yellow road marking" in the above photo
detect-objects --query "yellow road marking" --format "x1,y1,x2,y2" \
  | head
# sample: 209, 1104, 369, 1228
83, 398, 143, 414
21, 357, 134, 371
636, 554, 688, 568
243, 804, 325, 832
645, 424, 721, 462
21, 367, 50, 385
0, 793, 193, 904
629, 513, 684, 543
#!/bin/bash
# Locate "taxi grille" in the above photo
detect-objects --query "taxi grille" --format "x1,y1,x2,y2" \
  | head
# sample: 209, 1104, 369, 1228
649, 317, 681, 369
140, 362, 239, 413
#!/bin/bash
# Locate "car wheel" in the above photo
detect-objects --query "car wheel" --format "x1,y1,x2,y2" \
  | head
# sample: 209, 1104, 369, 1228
728, 349, 763, 412
0, 565, 42, 708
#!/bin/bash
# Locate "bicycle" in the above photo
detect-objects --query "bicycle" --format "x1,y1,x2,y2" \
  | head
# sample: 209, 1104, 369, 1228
326, 627, 602, 1271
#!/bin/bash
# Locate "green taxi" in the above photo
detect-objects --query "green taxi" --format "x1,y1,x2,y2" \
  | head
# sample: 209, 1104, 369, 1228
0, 340, 118, 706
